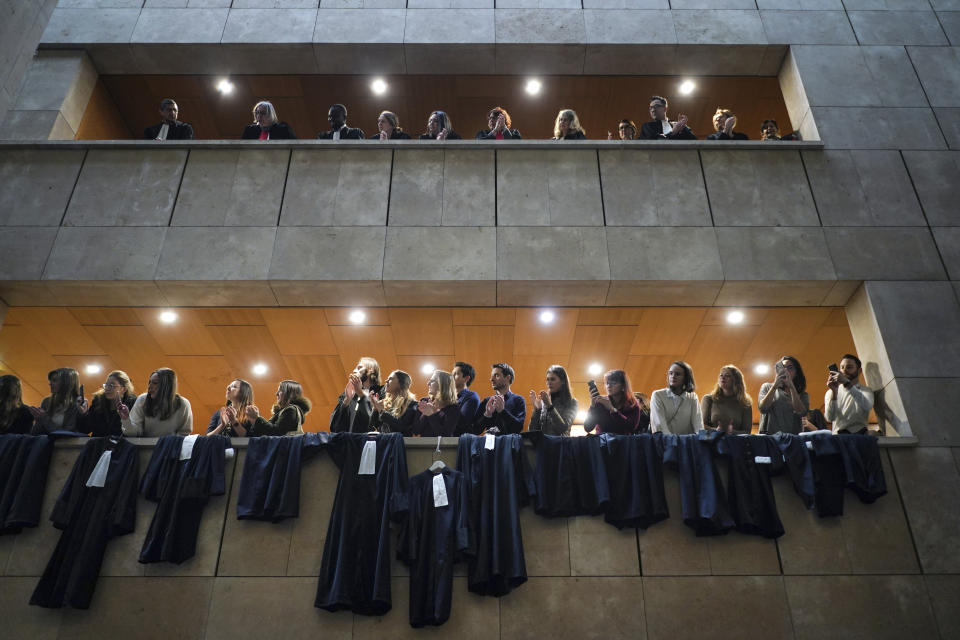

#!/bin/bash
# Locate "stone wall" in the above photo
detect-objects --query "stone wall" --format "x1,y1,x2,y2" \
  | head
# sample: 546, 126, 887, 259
0, 0, 58, 123
2, 438, 955, 640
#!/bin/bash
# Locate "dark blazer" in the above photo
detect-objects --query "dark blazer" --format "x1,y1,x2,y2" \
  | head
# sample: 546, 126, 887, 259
640, 120, 696, 140
706, 131, 749, 140
418, 131, 463, 140
475, 128, 522, 140
241, 122, 296, 140
317, 125, 365, 140
368, 130, 411, 140
554, 130, 586, 140
144, 121, 194, 140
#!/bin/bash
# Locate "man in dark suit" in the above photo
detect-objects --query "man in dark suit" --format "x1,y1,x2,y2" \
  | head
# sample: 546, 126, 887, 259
317, 103, 364, 140
639, 95, 696, 140
143, 99, 194, 140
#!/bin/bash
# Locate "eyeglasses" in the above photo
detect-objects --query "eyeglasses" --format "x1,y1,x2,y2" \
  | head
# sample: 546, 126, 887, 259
255, 109, 270, 116
102, 383, 120, 390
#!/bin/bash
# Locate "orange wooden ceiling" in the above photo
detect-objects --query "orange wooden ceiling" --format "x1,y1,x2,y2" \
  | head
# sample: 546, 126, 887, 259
80, 74, 794, 142
0, 306, 855, 432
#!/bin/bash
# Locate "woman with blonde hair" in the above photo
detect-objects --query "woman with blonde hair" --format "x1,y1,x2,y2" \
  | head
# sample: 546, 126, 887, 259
30, 368, 83, 434
246, 379, 311, 436
700, 365, 753, 434
79, 370, 137, 437
370, 111, 411, 140
413, 370, 459, 437
553, 109, 586, 140
241, 100, 296, 140
706, 107, 748, 140
370, 370, 418, 435
0, 375, 33, 434
208, 379, 254, 437
122, 368, 193, 436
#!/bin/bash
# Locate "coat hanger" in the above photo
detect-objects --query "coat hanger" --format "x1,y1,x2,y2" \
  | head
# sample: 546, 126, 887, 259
429, 435, 445, 471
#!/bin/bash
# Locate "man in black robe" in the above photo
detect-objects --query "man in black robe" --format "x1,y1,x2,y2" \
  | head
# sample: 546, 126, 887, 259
329, 357, 383, 433
143, 98, 194, 140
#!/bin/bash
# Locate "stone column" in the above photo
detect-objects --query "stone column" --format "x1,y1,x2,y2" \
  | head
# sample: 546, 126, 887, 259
4, 50, 97, 141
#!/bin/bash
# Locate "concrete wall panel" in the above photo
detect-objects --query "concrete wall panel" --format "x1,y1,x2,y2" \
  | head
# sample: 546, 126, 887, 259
496, 150, 603, 226
0, 149, 84, 226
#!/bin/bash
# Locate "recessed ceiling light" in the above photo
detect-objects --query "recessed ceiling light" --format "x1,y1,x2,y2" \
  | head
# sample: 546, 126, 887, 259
421, 363, 435, 375
726, 310, 745, 324
85, 364, 102, 375
159, 310, 178, 324
587, 362, 604, 376
575, 410, 588, 423
525, 79, 542, 95
371, 78, 387, 95
754, 363, 770, 375
216, 79, 234, 95
348, 310, 366, 324
252, 363, 268, 376
679, 80, 695, 95
539, 310, 555, 324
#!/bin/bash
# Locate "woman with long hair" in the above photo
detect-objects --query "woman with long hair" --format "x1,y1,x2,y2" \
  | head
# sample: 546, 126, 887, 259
208, 379, 254, 437
369, 111, 411, 140
413, 370, 460, 437
79, 370, 137, 437
758, 355, 809, 435
420, 110, 462, 140
700, 365, 753, 434
30, 368, 83, 434
122, 368, 193, 436
553, 109, 586, 140
0, 375, 33, 434
246, 379, 312, 436
584, 369, 641, 435
240, 100, 296, 140
528, 364, 578, 436
370, 370, 418, 435
650, 361, 703, 434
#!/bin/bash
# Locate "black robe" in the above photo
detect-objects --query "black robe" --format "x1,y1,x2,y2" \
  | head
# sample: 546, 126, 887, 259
0, 433, 54, 533
138, 434, 230, 564
528, 432, 609, 518
315, 432, 409, 615
456, 433, 536, 597
329, 385, 383, 433
398, 466, 469, 628
31, 437, 139, 609
236, 432, 326, 522
662, 431, 734, 536
717, 435, 785, 539
600, 433, 669, 529
772, 432, 816, 509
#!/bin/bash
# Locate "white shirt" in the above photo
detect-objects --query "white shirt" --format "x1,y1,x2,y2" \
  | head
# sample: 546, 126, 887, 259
660, 119, 673, 135
650, 388, 702, 435
333, 127, 341, 141
157, 123, 169, 140
825, 382, 874, 433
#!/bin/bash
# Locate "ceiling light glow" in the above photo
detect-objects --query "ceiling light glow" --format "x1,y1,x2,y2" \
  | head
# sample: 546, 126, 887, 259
726, 310, 745, 324
216, 79, 234, 95
371, 78, 387, 95
679, 80, 695, 95
539, 310, 555, 324
525, 79, 542, 95
85, 364, 102, 375
252, 363, 268, 376
587, 362, 604, 376
421, 363, 435, 375
754, 363, 770, 375
348, 310, 366, 324
159, 310, 178, 324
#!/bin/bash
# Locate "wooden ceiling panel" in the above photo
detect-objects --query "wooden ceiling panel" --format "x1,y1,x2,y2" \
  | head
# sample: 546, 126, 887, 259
513, 308, 579, 356
136, 308, 223, 356
52, 355, 123, 393
396, 356, 456, 395
576, 308, 647, 325
69, 308, 144, 326
163, 355, 235, 409
261, 308, 338, 355
325, 308, 391, 326
328, 325, 399, 379
683, 325, 757, 387
624, 354, 686, 399
6, 308, 105, 356
630, 308, 706, 355
454, 325, 515, 371
388, 309, 456, 355
205, 325, 288, 382
451, 308, 516, 326
81, 325, 169, 390
742, 308, 833, 360
0, 326, 63, 384
568, 325, 639, 379
825, 309, 849, 327
282, 354, 352, 409
194, 309, 266, 326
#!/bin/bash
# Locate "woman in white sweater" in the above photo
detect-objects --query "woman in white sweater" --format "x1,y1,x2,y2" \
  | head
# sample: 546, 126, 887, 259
121, 368, 193, 437
650, 361, 703, 434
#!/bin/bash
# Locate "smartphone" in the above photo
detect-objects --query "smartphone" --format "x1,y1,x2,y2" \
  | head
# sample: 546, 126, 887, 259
77, 384, 85, 404
587, 380, 599, 396
828, 363, 839, 373
775, 362, 785, 376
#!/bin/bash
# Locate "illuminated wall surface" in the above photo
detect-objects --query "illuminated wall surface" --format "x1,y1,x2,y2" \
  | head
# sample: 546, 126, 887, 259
1, 0, 960, 637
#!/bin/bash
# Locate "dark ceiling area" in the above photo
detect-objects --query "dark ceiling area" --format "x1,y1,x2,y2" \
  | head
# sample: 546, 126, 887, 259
80, 74, 793, 142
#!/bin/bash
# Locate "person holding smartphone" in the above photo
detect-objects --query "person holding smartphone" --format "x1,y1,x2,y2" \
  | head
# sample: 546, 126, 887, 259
584, 369, 641, 435
650, 361, 702, 434
29, 368, 83, 434
79, 370, 137, 437
757, 356, 809, 435
825, 354, 874, 434
329, 357, 382, 433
